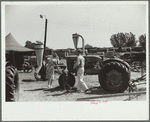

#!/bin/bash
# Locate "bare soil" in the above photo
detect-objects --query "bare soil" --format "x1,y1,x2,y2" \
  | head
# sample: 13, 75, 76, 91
18, 69, 146, 101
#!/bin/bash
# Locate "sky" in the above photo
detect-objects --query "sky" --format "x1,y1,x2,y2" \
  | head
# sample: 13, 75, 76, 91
4, 2, 147, 49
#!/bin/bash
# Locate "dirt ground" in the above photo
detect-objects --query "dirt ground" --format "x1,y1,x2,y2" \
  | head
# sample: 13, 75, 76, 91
17, 68, 146, 101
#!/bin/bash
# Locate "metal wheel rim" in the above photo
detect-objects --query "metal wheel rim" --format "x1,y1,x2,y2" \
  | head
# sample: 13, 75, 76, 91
106, 69, 122, 87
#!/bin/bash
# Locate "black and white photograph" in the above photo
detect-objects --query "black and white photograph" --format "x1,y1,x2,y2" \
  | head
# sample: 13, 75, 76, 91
2, 1, 149, 121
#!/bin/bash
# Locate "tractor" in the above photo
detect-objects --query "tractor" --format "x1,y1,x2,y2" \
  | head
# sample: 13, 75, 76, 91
58, 33, 131, 93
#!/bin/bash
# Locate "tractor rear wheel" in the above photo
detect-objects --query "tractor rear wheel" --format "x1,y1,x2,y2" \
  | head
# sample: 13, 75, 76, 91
98, 61, 130, 93
6, 66, 19, 101
58, 72, 75, 89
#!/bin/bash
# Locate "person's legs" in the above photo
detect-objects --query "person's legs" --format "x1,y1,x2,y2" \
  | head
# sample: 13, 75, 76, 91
52, 69, 54, 81
77, 69, 81, 91
48, 78, 53, 88
48, 79, 50, 88
49, 79, 53, 88
77, 68, 88, 91
77, 80, 81, 91
47, 68, 54, 88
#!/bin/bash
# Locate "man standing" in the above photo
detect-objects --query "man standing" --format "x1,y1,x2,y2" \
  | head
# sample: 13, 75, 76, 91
74, 49, 91, 93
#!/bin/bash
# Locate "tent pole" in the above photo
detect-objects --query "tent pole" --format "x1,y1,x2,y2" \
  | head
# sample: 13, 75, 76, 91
13, 51, 16, 67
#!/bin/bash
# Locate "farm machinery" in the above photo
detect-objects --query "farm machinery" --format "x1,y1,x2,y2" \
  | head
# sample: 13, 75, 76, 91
33, 33, 146, 93
120, 51, 146, 74
6, 62, 19, 101
58, 33, 131, 93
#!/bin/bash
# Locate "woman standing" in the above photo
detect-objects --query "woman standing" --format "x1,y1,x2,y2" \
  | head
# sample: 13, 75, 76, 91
45, 55, 61, 88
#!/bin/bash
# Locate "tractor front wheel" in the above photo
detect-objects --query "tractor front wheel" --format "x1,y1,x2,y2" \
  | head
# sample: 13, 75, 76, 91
99, 61, 130, 93
58, 72, 75, 89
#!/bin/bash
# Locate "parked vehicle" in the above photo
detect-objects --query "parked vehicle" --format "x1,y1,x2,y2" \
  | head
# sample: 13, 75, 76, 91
34, 34, 131, 93
59, 51, 131, 93
58, 34, 131, 93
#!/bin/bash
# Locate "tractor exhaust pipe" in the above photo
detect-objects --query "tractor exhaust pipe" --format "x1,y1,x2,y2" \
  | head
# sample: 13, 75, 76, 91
72, 33, 85, 55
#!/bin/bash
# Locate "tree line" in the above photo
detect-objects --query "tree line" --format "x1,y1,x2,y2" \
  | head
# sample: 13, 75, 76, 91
25, 33, 146, 49
25, 40, 49, 49
110, 32, 146, 48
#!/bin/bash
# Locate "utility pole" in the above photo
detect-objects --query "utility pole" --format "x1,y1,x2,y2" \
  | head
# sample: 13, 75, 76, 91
40, 14, 48, 81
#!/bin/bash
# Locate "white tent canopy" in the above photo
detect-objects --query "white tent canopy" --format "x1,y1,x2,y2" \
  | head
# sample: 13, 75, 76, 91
5, 33, 34, 52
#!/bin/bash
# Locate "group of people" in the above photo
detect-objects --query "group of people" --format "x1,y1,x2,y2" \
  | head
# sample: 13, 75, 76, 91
45, 50, 91, 94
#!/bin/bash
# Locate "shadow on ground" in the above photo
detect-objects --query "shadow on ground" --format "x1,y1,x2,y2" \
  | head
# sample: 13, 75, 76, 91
85, 86, 119, 95
22, 79, 37, 82
47, 87, 78, 96
43, 86, 64, 92
24, 86, 64, 92
24, 88, 46, 91
46, 86, 114, 97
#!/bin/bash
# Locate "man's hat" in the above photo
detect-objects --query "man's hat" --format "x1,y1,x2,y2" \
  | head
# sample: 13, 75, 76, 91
77, 49, 83, 53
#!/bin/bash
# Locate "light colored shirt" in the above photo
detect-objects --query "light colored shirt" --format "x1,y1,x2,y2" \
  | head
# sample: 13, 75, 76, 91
74, 55, 85, 69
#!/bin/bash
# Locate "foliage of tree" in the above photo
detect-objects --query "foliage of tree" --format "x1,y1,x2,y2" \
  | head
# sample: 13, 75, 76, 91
85, 44, 93, 48
36, 41, 43, 45
25, 40, 35, 49
124, 32, 136, 47
25, 40, 51, 50
139, 34, 146, 47
110, 32, 136, 47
